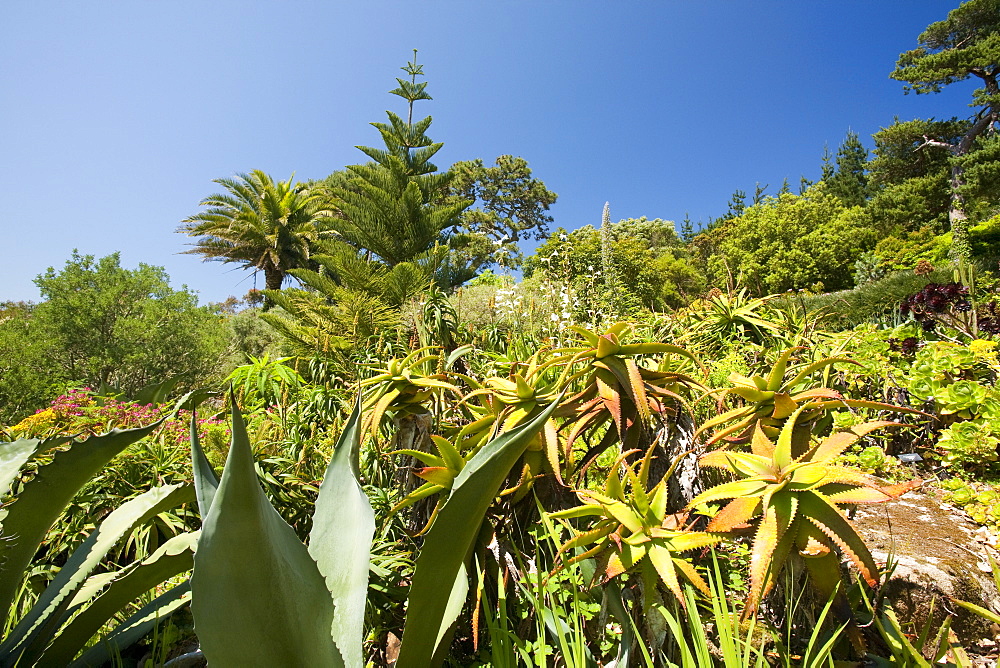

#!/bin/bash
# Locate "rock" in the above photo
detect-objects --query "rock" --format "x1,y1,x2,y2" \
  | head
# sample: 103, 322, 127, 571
853, 490, 1000, 641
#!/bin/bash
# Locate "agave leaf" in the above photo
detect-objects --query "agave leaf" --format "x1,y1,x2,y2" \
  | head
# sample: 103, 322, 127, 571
308, 396, 374, 668
191, 402, 344, 667
70, 581, 192, 668
189, 411, 220, 517
390, 449, 445, 468
41, 532, 198, 665
0, 422, 162, 630
397, 393, 563, 668
0, 439, 41, 501
0, 483, 193, 668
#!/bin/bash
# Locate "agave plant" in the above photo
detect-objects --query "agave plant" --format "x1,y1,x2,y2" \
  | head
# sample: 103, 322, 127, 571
189, 390, 562, 668
548, 447, 725, 608
0, 423, 196, 667
689, 408, 917, 635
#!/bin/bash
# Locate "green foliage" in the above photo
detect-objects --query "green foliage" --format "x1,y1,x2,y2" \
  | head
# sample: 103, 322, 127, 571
0, 423, 195, 666
706, 186, 878, 294
321, 54, 469, 274
0, 253, 227, 424
446, 154, 557, 247
889, 0, 1000, 261
796, 265, 955, 330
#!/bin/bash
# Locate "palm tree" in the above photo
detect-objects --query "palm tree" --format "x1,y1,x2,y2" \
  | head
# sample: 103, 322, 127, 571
179, 170, 327, 292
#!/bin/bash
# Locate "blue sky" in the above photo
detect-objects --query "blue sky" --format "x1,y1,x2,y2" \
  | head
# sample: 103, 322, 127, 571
2, 2, 978, 304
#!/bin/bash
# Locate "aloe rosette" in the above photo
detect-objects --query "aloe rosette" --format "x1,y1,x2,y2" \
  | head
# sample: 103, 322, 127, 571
549, 448, 725, 608
689, 407, 918, 631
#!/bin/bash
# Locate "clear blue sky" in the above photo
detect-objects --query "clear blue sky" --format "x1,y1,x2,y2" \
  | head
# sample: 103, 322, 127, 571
1, 2, 978, 305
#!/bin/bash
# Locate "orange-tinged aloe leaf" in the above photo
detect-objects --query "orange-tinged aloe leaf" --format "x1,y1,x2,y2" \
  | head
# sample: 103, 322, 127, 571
673, 556, 712, 597
824, 487, 894, 504
409, 378, 460, 392
606, 322, 630, 338
595, 374, 624, 440
788, 464, 829, 489
596, 335, 619, 359
702, 451, 777, 479
366, 387, 400, 436
514, 374, 533, 399
688, 479, 770, 507
790, 388, 844, 401
648, 543, 685, 608
729, 386, 774, 402
604, 500, 643, 534
648, 481, 668, 524
745, 492, 798, 619
567, 325, 601, 347
390, 449, 445, 468
695, 404, 756, 438
707, 497, 761, 531
431, 435, 466, 473
811, 421, 898, 463
798, 493, 878, 586
555, 521, 618, 559
653, 530, 726, 552
390, 482, 444, 513
541, 419, 563, 485
750, 423, 775, 459
414, 467, 455, 488
771, 393, 798, 419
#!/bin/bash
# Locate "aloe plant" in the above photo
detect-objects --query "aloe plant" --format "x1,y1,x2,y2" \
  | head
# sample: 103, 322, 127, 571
697, 346, 923, 451
550, 322, 705, 475
689, 409, 917, 650
0, 425, 197, 667
548, 447, 724, 608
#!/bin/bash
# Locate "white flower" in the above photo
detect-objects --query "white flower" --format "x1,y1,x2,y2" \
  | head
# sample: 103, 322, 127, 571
550, 313, 559, 322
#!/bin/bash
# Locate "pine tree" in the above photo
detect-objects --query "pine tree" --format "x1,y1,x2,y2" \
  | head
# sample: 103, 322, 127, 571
725, 189, 746, 219
680, 213, 695, 243
826, 131, 869, 207
331, 51, 469, 267
820, 144, 835, 182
